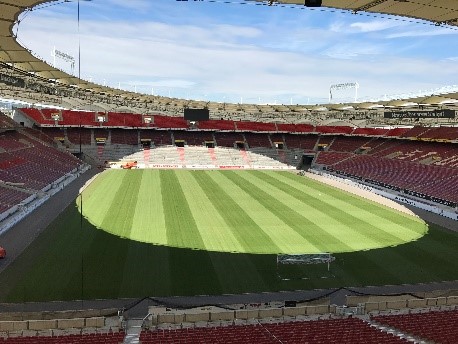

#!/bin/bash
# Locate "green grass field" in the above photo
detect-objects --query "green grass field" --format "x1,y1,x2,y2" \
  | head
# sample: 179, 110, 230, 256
1, 169, 457, 303
79, 169, 427, 254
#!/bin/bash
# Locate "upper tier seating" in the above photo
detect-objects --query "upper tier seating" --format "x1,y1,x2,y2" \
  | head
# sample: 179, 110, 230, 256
235, 121, 277, 132
316, 135, 335, 147
172, 130, 214, 146
0, 112, 17, 129
283, 134, 318, 150
277, 123, 314, 133
269, 133, 285, 146
244, 133, 271, 148
385, 128, 410, 137
316, 126, 354, 134
0, 131, 83, 192
93, 129, 109, 140
67, 128, 91, 145
140, 130, 172, 146
153, 115, 188, 129
18, 108, 457, 142
214, 132, 245, 147
20, 109, 190, 129
399, 126, 431, 138
110, 129, 139, 145
315, 151, 354, 166
104, 112, 143, 127
24, 128, 60, 146
352, 128, 389, 136
328, 136, 373, 152
197, 119, 236, 131
20, 108, 55, 126
418, 126, 458, 141
364, 138, 404, 156
60, 110, 95, 126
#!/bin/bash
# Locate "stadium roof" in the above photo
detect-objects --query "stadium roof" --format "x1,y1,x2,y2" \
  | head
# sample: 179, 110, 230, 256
1, 0, 458, 109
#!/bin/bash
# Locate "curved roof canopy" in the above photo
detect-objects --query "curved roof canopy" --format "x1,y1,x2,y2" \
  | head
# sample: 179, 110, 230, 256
1, 0, 458, 108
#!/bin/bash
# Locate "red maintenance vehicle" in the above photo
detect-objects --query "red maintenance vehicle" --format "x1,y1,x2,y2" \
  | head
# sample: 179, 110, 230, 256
121, 161, 138, 169
0, 246, 5, 259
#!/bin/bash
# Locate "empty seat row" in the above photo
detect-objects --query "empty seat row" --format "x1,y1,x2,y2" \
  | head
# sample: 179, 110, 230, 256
140, 318, 408, 344
372, 309, 458, 344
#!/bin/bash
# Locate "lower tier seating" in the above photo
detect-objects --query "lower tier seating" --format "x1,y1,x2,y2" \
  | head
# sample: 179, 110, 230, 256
372, 309, 458, 344
325, 154, 458, 204
0, 130, 84, 213
140, 318, 408, 344
0, 331, 125, 344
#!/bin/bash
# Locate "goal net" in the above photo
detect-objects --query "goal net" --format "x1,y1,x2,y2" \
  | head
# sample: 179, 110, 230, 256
276, 253, 335, 281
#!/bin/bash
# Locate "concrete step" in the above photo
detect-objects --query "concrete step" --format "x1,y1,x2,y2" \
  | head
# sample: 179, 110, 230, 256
123, 333, 140, 344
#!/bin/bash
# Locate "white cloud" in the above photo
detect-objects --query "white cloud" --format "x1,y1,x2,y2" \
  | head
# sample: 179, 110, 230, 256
13, 4, 458, 104
330, 19, 404, 34
386, 27, 458, 38
321, 42, 384, 59
104, 0, 153, 12
350, 20, 403, 33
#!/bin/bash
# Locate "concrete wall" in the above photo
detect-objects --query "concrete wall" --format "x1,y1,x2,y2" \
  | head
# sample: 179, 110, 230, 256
258, 308, 282, 319
0, 316, 109, 332
426, 298, 437, 307
283, 307, 306, 317
156, 313, 175, 324
184, 312, 210, 323
364, 302, 379, 312
28, 320, 57, 331
210, 311, 235, 322
304, 306, 315, 315
447, 296, 458, 305
386, 300, 407, 310
436, 297, 447, 306
0, 309, 116, 321
0, 321, 15, 332
234, 309, 259, 320
315, 305, 330, 314
57, 318, 85, 329
407, 299, 427, 308
362, 295, 458, 312
85, 317, 105, 328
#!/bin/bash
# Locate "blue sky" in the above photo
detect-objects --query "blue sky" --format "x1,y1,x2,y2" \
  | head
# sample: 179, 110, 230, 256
15, 0, 458, 104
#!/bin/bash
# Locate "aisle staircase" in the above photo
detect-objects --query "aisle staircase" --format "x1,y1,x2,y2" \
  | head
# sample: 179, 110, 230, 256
124, 319, 143, 344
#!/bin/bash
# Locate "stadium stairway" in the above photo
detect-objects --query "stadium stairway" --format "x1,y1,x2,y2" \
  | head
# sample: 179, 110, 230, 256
367, 319, 428, 344
123, 319, 142, 344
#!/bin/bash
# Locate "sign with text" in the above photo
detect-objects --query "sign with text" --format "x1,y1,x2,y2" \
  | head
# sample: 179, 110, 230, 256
384, 109, 455, 119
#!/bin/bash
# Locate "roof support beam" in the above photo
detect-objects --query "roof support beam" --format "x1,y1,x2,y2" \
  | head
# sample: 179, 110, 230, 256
355, 0, 390, 12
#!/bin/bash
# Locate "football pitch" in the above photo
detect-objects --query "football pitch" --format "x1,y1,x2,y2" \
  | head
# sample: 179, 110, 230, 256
79, 169, 427, 254
2, 169, 458, 303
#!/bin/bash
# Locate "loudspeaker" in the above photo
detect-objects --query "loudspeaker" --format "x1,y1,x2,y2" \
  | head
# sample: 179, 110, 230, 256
304, 0, 322, 7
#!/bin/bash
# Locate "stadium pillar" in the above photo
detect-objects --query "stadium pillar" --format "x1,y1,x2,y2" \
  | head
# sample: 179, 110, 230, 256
79, 192, 84, 307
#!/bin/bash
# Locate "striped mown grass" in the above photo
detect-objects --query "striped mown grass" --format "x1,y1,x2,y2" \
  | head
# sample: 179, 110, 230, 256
0, 168, 456, 302
79, 169, 427, 254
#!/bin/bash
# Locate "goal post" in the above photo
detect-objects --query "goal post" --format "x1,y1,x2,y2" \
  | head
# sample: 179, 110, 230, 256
276, 253, 335, 281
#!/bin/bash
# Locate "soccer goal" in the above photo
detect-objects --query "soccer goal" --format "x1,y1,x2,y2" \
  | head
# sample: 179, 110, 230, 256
276, 253, 335, 281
